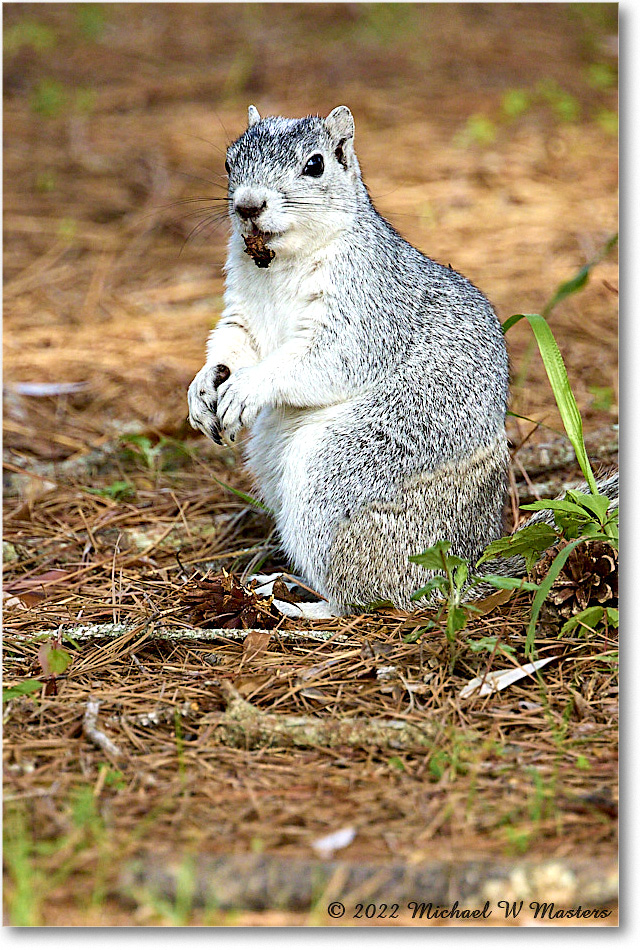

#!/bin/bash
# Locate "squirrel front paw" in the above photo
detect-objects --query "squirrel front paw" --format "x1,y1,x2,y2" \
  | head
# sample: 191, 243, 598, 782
187, 363, 231, 444
217, 365, 270, 440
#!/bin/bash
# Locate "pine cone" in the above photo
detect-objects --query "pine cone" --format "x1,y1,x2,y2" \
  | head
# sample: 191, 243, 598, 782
177, 571, 283, 629
532, 539, 618, 624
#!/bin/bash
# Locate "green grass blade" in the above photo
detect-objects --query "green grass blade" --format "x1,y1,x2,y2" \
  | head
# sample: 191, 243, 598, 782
505, 313, 598, 494
542, 233, 618, 318
525, 534, 611, 654
209, 475, 271, 512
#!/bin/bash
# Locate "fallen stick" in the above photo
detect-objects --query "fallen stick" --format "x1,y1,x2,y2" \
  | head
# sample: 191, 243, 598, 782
13, 622, 349, 645
83, 697, 124, 759
204, 681, 436, 751
511, 424, 618, 477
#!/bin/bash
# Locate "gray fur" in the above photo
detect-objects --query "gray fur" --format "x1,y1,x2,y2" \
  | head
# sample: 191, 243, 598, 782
189, 107, 616, 614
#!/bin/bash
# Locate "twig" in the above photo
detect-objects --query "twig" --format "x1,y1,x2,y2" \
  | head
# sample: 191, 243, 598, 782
207, 681, 436, 750
512, 424, 618, 478
17, 622, 350, 645
83, 697, 124, 759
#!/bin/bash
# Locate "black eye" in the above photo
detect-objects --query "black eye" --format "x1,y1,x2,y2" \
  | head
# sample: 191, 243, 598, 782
225, 158, 231, 174
302, 154, 324, 177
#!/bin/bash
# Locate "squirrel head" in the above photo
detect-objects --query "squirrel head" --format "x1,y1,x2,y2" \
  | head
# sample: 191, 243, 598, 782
225, 106, 362, 263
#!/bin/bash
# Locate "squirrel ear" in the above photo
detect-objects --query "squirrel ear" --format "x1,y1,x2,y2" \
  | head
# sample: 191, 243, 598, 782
324, 106, 358, 174
324, 106, 354, 143
248, 105, 261, 128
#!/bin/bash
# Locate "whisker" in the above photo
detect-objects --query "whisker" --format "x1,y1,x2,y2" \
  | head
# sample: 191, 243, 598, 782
212, 112, 234, 149
182, 131, 228, 159
175, 170, 228, 190
160, 197, 231, 209
171, 206, 231, 224
179, 212, 230, 255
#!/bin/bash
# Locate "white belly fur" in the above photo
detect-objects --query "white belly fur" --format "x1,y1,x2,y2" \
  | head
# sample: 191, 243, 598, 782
245, 402, 346, 580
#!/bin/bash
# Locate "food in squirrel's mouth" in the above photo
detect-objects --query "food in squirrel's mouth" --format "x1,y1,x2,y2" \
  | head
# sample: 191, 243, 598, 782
243, 230, 276, 268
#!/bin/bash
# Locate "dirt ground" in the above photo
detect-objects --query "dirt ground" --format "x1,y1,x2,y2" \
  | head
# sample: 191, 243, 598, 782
3, 2, 618, 927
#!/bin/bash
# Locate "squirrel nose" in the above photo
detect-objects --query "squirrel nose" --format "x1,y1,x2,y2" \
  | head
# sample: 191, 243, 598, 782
235, 198, 267, 220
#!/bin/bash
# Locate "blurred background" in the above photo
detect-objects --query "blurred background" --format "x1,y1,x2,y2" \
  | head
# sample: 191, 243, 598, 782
4, 1, 618, 464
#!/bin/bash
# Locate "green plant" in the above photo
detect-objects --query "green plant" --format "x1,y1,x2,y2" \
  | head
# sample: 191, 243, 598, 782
135, 856, 199, 925
119, 433, 193, 472
3, 807, 44, 925
502, 88, 531, 119
3, 680, 44, 703
410, 539, 537, 648
536, 78, 581, 123
455, 114, 497, 147
561, 605, 618, 636
595, 108, 618, 136
494, 246, 618, 652
586, 62, 617, 90
466, 636, 516, 660
86, 480, 136, 501
4, 19, 56, 55
31, 79, 67, 118
588, 384, 615, 411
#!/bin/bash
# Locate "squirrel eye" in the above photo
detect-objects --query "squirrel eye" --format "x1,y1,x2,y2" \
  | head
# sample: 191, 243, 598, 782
225, 158, 231, 175
302, 154, 324, 177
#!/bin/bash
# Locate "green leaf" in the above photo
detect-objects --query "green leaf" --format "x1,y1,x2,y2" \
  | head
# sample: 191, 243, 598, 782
457, 114, 496, 146
4, 20, 56, 55
477, 523, 558, 572
404, 621, 436, 643
475, 574, 540, 592
446, 604, 468, 640
506, 410, 560, 436
587, 385, 614, 411
502, 88, 530, 119
409, 540, 469, 578
543, 234, 618, 317
403, 628, 424, 643
31, 79, 67, 118
512, 313, 598, 494
86, 480, 136, 501
564, 489, 611, 523
3, 680, 44, 702
363, 598, 396, 611
467, 636, 517, 656
410, 576, 448, 601
409, 539, 453, 570
522, 491, 616, 540
520, 498, 589, 514
586, 63, 616, 90
560, 606, 606, 636
502, 235, 618, 331
454, 561, 470, 591
38, 644, 71, 677
595, 109, 618, 136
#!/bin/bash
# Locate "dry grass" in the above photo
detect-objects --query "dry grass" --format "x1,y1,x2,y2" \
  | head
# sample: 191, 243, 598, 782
3, 2, 617, 926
